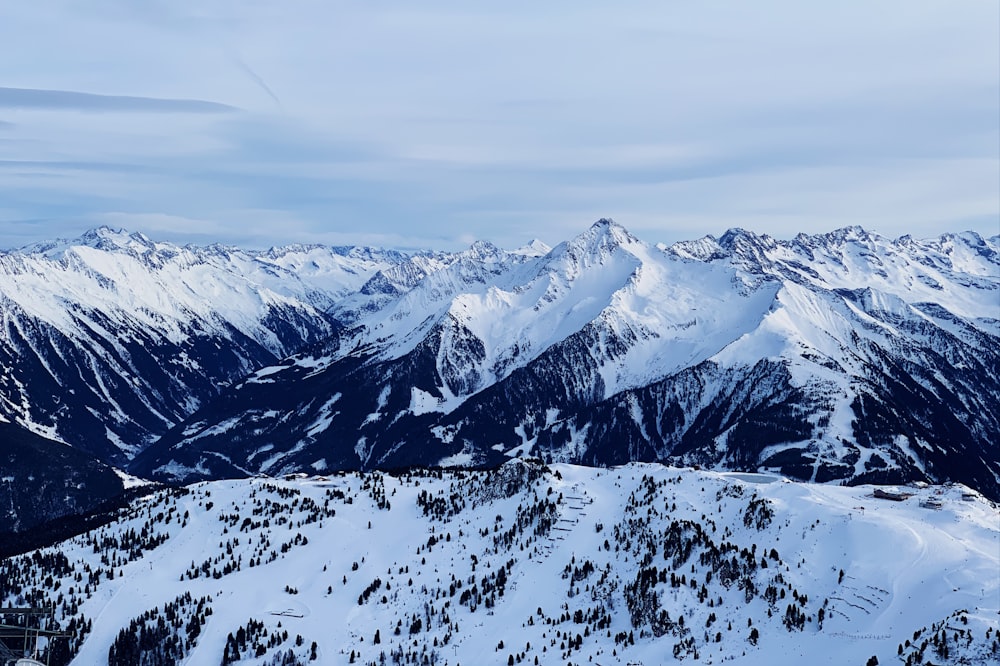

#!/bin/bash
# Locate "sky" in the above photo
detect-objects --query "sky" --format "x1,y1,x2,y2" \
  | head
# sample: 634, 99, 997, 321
0, 1, 997, 252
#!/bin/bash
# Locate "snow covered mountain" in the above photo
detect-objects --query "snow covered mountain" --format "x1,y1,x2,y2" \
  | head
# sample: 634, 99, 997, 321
130, 221, 1000, 501
2, 463, 997, 665
0, 227, 423, 463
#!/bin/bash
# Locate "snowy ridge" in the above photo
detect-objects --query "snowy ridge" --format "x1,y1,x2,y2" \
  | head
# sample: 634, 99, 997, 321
7, 226, 398, 343
132, 222, 1000, 502
667, 226, 999, 327
2, 463, 997, 665
0, 227, 420, 461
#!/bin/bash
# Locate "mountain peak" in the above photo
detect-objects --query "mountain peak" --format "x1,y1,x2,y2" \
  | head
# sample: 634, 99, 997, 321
589, 217, 635, 239
468, 239, 500, 255
73, 226, 157, 255
822, 226, 880, 244
563, 218, 640, 257
14, 226, 158, 259
717, 227, 749, 245
512, 239, 551, 257
81, 225, 149, 244
718, 227, 777, 251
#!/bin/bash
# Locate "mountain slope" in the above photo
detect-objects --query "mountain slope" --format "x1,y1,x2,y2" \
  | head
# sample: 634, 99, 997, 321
132, 222, 1000, 500
0, 227, 418, 463
0, 418, 126, 533
2, 463, 997, 665
130, 221, 782, 477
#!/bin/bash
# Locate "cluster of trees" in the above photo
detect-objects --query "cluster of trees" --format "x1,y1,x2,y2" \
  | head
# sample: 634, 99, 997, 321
360, 474, 392, 511
742, 495, 775, 530
489, 496, 559, 556
349, 644, 442, 665
415, 487, 465, 521
414, 461, 550, 524
107, 592, 211, 666
599, 473, 824, 659
897, 612, 1000, 665
221, 618, 314, 664
0, 489, 202, 665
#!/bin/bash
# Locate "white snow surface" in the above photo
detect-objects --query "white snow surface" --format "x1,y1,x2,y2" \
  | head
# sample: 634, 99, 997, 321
4, 463, 997, 665
0, 227, 406, 351
313, 221, 791, 408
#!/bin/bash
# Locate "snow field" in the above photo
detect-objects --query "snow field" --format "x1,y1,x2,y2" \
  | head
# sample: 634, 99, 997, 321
2, 462, 996, 665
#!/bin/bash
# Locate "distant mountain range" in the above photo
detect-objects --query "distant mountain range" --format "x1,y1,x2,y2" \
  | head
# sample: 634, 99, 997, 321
1, 221, 998, 529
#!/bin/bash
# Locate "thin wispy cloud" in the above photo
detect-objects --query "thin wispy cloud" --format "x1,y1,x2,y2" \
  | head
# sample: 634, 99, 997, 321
0, 87, 237, 114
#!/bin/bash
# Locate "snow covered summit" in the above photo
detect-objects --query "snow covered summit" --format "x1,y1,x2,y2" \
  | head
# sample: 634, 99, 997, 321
124, 222, 999, 502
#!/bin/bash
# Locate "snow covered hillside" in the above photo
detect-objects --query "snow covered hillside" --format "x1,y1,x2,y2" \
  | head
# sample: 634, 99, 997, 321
0, 227, 421, 462
2, 462, 997, 665
131, 221, 1000, 502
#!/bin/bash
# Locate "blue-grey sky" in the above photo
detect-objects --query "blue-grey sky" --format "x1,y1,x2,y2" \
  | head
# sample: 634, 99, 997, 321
1, 1, 997, 251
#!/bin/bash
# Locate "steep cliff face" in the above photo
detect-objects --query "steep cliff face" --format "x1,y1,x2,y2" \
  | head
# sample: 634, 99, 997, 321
128, 222, 1000, 499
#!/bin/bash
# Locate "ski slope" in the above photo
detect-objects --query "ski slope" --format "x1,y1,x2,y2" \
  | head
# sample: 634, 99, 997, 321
2, 462, 997, 665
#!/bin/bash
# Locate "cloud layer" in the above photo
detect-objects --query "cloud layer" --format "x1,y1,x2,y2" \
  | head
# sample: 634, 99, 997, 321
0, 1, 996, 250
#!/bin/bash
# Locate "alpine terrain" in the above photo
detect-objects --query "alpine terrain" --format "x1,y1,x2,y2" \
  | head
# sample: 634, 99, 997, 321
1, 462, 997, 665
1, 222, 998, 666
113, 221, 1000, 502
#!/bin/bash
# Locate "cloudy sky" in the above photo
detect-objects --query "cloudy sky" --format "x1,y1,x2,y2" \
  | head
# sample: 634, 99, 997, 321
0, 1, 997, 251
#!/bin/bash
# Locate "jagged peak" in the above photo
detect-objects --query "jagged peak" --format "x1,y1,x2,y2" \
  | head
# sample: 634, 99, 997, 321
794, 226, 883, 247
555, 218, 641, 260
262, 242, 328, 258
465, 239, 502, 259
79, 226, 154, 249
260, 244, 413, 264
828, 225, 877, 241
358, 251, 451, 297
667, 228, 779, 262
662, 234, 728, 262
443, 239, 521, 283
512, 239, 552, 257
718, 227, 778, 251
934, 230, 993, 248
199, 241, 245, 258
14, 226, 161, 259
717, 227, 751, 246
589, 218, 638, 242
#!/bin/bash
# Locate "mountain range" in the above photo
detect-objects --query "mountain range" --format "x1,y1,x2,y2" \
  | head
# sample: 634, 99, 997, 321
1, 221, 998, 531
